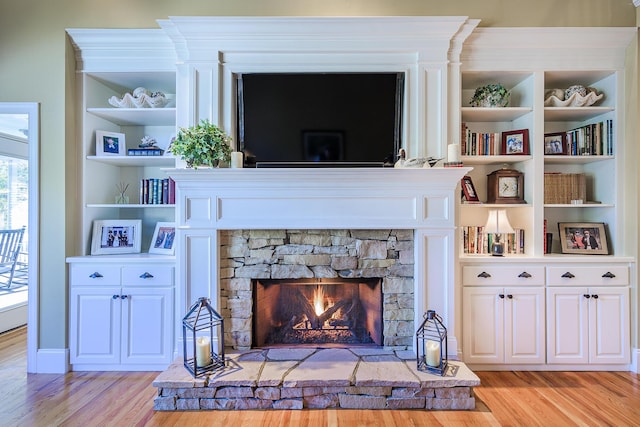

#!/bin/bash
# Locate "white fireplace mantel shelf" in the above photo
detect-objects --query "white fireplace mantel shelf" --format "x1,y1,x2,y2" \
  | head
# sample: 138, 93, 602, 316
168, 167, 471, 231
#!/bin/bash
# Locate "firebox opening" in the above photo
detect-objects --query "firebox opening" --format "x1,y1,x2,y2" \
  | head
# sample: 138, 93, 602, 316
253, 278, 383, 347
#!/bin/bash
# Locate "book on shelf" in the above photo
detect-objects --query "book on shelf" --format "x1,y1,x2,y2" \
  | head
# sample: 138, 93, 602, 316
461, 225, 525, 255
128, 148, 165, 156
460, 123, 501, 156
562, 119, 613, 156
139, 178, 175, 205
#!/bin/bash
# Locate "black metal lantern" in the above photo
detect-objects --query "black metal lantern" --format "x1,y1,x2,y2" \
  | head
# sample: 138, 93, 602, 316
416, 310, 448, 376
182, 297, 226, 377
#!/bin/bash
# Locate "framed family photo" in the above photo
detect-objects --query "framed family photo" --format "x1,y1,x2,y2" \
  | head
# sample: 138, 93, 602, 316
544, 132, 567, 155
501, 129, 530, 155
96, 130, 126, 156
91, 219, 142, 255
461, 175, 479, 202
558, 222, 609, 255
149, 222, 176, 255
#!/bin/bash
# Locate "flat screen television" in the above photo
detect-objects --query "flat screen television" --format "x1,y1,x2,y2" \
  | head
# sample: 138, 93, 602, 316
236, 72, 404, 167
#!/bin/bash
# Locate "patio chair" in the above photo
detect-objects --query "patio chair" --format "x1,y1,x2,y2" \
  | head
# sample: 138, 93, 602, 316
0, 226, 26, 289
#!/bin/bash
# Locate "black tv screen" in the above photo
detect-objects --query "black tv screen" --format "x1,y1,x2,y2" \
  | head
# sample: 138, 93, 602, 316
236, 73, 404, 167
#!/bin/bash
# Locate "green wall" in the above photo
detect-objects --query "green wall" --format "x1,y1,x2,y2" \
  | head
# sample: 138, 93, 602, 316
0, 0, 636, 353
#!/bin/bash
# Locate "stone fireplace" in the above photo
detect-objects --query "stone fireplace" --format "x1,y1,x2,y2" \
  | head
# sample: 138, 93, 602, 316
219, 229, 414, 350
170, 167, 469, 358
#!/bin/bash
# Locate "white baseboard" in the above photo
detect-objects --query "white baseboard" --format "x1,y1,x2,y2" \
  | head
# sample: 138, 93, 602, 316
36, 348, 70, 373
0, 303, 27, 334
631, 347, 639, 373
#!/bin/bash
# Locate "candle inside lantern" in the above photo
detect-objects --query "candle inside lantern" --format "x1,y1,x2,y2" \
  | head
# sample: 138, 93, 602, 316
195, 336, 211, 366
230, 151, 243, 168
426, 340, 441, 367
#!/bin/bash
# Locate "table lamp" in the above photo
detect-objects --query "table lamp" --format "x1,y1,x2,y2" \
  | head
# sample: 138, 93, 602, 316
485, 209, 514, 256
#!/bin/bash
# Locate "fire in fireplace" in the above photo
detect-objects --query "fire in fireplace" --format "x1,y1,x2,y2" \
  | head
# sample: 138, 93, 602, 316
253, 278, 383, 347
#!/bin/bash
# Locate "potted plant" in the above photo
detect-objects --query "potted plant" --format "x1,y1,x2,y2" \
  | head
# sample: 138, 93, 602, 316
469, 83, 510, 108
170, 119, 233, 168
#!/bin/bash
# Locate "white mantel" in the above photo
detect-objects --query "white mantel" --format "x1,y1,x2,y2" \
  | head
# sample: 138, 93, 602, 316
170, 167, 470, 355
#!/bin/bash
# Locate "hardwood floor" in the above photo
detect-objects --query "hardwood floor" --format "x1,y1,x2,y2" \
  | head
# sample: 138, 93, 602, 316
2, 326, 639, 426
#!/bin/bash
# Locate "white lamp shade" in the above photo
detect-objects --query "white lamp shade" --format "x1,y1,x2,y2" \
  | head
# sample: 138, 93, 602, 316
485, 209, 514, 234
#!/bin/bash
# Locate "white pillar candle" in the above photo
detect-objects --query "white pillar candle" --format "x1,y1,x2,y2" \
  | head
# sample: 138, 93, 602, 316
447, 144, 460, 163
426, 340, 441, 367
230, 151, 243, 168
195, 336, 211, 366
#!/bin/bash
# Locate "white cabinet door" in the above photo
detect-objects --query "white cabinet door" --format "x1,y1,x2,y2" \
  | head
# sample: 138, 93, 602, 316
589, 287, 629, 364
504, 287, 545, 364
548, 286, 629, 365
546, 287, 589, 364
121, 287, 173, 365
70, 287, 121, 365
463, 287, 504, 364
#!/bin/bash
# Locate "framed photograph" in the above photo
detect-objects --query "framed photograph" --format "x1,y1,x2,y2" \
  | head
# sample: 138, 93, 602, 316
149, 222, 176, 255
558, 222, 609, 255
501, 129, 530, 155
461, 175, 479, 202
91, 219, 142, 255
544, 132, 567, 155
96, 130, 126, 156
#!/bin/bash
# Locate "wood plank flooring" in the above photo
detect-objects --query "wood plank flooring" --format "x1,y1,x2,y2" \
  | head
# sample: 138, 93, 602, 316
2, 326, 638, 426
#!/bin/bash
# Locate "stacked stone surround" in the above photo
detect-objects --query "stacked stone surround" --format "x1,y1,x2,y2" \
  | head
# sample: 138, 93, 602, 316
153, 348, 480, 411
218, 229, 415, 350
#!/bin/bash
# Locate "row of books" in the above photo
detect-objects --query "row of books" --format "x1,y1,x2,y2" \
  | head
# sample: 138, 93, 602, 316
139, 178, 175, 205
460, 124, 503, 156
127, 148, 165, 156
561, 120, 613, 156
543, 172, 586, 204
461, 226, 525, 255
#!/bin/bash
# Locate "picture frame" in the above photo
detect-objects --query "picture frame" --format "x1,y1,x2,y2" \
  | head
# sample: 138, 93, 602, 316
544, 132, 567, 155
558, 222, 609, 255
461, 175, 479, 202
91, 219, 142, 255
149, 222, 176, 255
501, 129, 530, 155
96, 130, 126, 156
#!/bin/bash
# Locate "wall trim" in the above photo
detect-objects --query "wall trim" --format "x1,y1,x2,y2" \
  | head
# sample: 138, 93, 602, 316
632, 347, 639, 373
36, 348, 70, 374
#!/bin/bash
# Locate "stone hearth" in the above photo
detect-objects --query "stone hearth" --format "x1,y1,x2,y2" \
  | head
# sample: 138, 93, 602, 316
219, 229, 414, 350
153, 349, 480, 411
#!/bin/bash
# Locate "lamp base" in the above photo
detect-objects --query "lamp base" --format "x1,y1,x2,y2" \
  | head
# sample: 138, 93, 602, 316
490, 240, 506, 256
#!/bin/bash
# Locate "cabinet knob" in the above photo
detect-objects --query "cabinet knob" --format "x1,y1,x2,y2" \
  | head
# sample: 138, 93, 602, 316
591, 294, 599, 299
112, 295, 119, 299
499, 294, 505, 299
507, 294, 513, 299
89, 272, 103, 279
583, 294, 591, 299
602, 272, 616, 279
561, 272, 576, 279
120, 295, 129, 300
478, 271, 491, 278
139, 272, 154, 279
518, 272, 532, 278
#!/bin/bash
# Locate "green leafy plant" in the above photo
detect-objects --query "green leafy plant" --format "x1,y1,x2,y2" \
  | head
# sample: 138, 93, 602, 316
470, 83, 510, 108
170, 119, 233, 168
